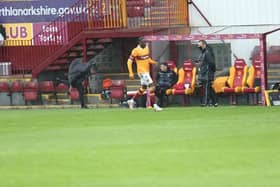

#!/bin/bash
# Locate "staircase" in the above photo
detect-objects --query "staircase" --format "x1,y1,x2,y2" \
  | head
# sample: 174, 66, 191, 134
251, 45, 280, 88
267, 46, 280, 87
268, 64, 280, 87
44, 38, 113, 72
0, 0, 188, 79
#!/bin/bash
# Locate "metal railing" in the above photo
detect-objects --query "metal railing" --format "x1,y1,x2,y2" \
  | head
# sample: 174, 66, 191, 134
0, 0, 188, 77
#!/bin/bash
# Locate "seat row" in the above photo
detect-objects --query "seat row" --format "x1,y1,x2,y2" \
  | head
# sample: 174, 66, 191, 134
164, 59, 261, 106
0, 81, 77, 105
213, 59, 261, 105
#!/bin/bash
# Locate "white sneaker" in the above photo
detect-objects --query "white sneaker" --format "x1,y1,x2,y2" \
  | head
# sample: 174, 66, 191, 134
153, 104, 163, 112
127, 99, 135, 110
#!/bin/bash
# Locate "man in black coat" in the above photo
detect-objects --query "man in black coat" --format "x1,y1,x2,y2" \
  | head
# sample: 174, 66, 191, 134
57, 58, 97, 108
68, 59, 97, 108
155, 62, 177, 106
197, 40, 218, 107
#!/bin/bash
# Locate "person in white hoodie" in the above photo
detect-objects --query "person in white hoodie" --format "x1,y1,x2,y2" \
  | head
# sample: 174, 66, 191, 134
0, 24, 6, 46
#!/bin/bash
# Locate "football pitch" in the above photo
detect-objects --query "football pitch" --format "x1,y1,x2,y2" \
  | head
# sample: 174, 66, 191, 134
0, 106, 279, 187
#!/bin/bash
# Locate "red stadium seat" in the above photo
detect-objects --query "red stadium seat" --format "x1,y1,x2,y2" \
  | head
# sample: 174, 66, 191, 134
70, 88, 80, 100
172, 60, 196, 106
0, 82, 9, 92
126, 0, 145, 17
40, 81, 55, 104
24, 91, 38, 101
10, 81, 23, 92
127, 7, 144, 17
55, 83, 70, 104
40, 81, 54, 93
103, 78, 112, 90
222, 59, 248, 105
24, 81, 39, 103
56, 83, 69, 93
110, 80, 126, 104
24, 81, 39, 92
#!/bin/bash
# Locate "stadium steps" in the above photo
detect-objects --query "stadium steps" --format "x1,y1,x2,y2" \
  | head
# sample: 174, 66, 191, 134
46, 38, 113, 71
267, 63, 280, 86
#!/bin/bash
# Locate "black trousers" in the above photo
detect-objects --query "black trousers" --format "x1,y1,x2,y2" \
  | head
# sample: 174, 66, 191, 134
201, 80, 217, 105
71, 80, 86, 108
155, 86, 169, 106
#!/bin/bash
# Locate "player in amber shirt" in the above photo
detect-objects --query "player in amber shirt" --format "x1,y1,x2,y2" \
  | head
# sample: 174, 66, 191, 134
127, 38, 162, 111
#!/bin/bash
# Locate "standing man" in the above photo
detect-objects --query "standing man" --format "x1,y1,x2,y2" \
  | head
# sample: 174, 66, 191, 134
155, 62, 177, 106
197, 40, 218, 107
127, 38, 162, 111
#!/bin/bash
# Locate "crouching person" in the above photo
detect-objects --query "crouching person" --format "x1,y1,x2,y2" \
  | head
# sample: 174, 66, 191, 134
57, 58, 97, 109
68, 59, 97, 108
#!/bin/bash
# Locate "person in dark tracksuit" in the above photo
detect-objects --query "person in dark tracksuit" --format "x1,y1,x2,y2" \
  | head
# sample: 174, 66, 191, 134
57, 58, 97, 108
197, 40, 218, 107
155, 62, 177, 106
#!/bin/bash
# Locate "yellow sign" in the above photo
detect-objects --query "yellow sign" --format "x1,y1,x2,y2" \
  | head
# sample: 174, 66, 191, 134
3, 23, 33, 46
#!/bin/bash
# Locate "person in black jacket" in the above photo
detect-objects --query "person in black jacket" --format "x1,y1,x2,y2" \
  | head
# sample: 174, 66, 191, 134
155, 62, 177, 106
57, 58, 97, 108
197, 40, 218, 107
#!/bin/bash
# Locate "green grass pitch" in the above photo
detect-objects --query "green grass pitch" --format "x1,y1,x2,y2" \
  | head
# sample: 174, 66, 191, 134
0, 106, 280, 187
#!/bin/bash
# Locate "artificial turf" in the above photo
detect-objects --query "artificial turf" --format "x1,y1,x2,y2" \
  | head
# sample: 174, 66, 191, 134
0, 106, 279, 187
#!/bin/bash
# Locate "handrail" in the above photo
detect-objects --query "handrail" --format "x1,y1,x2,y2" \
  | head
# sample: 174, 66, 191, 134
0, 0, 188, 78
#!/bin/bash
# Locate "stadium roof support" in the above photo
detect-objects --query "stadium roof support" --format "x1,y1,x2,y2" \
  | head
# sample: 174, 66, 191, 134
144, 33, 269, 106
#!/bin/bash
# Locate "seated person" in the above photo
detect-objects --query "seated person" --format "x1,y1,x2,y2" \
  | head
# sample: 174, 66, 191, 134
155, 62, 177, 106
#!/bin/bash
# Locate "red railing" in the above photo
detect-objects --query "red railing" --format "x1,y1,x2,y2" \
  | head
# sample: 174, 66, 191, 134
0, 0, 188, 77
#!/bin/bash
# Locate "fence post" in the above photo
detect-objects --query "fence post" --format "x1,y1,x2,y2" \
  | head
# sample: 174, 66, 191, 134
120, 0, 127, 27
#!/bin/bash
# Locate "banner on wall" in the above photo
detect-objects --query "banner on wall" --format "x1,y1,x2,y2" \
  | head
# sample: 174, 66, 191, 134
0, 0, 113, 24
0, 0, 78, 23
33, 22, 68, 45
3, 23, 33, 45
